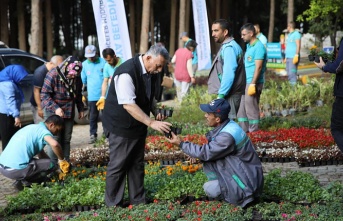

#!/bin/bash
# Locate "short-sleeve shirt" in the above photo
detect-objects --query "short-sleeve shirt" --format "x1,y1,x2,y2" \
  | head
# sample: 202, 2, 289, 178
0, 122, 53, 169
285, 30, 301, 58
103, 57, 124, 79
30, 64, 48, 106
244, 39, 267, 84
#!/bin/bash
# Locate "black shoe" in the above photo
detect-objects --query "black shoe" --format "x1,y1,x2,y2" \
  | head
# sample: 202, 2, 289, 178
12, 180, 23, 191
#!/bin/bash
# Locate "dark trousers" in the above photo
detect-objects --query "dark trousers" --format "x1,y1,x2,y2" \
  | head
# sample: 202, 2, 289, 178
0, 159, 56, 183
88, 101, 99, 136
105, 132, 146, 207
0, 113, 19, 150
331, 96, 343, 152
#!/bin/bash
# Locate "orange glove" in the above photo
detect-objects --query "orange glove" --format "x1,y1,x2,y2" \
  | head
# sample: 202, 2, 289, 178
96, 97, 106, 111
293, 54, 299, 64
247, 84, 256, 96
58, 160, 70, 174
82, 96, 87, 103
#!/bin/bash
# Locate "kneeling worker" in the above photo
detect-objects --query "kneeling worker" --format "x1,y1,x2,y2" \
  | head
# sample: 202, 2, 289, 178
167, 98, 264, 207
0, 115, 70, 191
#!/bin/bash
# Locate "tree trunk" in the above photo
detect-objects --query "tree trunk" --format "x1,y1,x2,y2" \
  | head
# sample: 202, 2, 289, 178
129, 0, 136, 55
178, 0, 186, 48
185, 0, 190, 35
268, 0, 275, 42
139, 0, 150, 53
45, 0, 53, 59
38, 2, 43, 56
287, 0, 294, 24
216, 0, 221, 19
17, 0, 26, 51
30, 0, 40, 55
169, 0, 177, 55
0, 0, 9, 46
150, 3, 155, 45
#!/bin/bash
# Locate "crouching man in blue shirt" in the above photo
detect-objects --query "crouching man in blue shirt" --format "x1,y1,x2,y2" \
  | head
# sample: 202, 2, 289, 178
167, 98, 264, 207
0, 115, 70, 191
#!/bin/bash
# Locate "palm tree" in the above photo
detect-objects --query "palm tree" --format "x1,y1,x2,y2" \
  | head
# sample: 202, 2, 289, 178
268, 0, 275, 42
139, 0, 150, 53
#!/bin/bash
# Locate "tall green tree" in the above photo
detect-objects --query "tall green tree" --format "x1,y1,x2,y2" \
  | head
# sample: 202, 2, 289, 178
298, 0, 343, 48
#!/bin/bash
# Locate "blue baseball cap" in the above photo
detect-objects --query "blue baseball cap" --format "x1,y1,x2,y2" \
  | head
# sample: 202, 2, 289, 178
199, 99, 231, 117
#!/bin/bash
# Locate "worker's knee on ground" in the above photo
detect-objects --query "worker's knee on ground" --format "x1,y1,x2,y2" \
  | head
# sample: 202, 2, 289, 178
203, 180, 221, 198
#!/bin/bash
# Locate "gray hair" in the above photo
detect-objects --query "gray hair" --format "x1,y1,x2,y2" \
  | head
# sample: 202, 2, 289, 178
146, 44, 170, 61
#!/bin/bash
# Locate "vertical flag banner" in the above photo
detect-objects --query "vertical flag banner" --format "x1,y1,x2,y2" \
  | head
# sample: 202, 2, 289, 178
192, 0, 211, 70
91, 0, 132, 60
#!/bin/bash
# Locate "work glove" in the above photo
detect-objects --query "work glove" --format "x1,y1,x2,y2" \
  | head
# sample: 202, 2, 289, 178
96, 97, 106, 111
247, 84, 256, 96
293, 54, 299, 64
82, 96, 87, 103
58, 159, 70, 174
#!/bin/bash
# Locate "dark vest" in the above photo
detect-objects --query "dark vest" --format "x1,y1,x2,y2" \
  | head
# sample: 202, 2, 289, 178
102, 55, 151, 138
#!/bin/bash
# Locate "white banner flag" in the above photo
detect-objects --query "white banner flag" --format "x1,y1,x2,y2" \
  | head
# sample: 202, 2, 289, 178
91, 0, 132, 60
192, 0, 211, 70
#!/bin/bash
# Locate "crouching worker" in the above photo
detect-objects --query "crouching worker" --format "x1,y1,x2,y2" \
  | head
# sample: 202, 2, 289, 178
0, 115, 70, 191
167, 98, 264, 207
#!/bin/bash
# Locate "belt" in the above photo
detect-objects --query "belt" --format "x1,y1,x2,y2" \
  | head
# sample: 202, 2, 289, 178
0, 164, 13, 170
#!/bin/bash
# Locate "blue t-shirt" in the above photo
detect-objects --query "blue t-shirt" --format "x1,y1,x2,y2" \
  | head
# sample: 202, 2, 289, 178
81, 57, 106, 101
244, 40, 267, 84
285, 30, 301, 58
0, 122, 52, 169
30, 64, 48, 106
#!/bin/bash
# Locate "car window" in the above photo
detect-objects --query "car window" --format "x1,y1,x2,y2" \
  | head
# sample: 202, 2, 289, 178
1, 55, 44, 73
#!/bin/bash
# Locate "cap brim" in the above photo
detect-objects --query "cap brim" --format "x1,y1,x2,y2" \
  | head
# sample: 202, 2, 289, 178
200, 104, 213, 113
85, 52, 96, 57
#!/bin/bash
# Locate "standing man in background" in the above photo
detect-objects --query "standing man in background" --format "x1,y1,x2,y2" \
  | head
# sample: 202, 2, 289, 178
285, 21, 301, 85
96, 48, 123, 111
208, 19, 245, 120
254, 24, 268, 46
30, 55, 64, 123
81, 45, 106, 144
238, 23, 267, 133
180, 32, 198, 77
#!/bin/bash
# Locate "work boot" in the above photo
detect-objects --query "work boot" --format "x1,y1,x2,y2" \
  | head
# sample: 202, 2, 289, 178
88, 134, 97, 144
12, 180, 23, 191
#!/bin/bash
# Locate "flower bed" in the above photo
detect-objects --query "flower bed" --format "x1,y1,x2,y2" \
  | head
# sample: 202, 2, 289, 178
70, 128, 342, 167
2, 164, 343, 220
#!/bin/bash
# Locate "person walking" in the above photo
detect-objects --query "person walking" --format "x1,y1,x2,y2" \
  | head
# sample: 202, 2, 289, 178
237, 23, 267, 132
0, 65, 29, 150
314, 37, 343, 152
285, 21, 301, 85
81, 45, 106, 143
167, 98, 264, 207
208, 19, 245, 119
41, 56, 84, 163
171, 40, 197, 102
30, 55, 64, 123
0, 115, 70, 191
102, 44, 172, 207
96, 48, 123, 111
180, 32, 198, 76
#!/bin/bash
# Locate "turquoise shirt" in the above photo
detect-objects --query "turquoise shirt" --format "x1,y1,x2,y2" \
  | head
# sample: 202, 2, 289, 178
184, 39, 198, 65
285, 30, 301, 58
103, 57, 124, 97
244, 39, 267, 84
256, 33, 268, 45
218, 39, 243, 97
81, 57, 106, 101
0, 122, 52, 169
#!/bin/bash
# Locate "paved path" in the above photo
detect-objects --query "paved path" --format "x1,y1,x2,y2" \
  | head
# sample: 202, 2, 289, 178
1, 100, 343, 208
